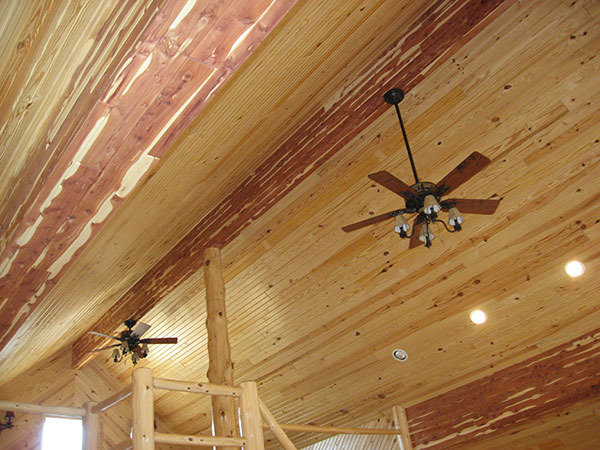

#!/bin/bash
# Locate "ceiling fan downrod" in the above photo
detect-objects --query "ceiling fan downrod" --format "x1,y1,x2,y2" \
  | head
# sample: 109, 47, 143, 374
384, 88, 420, 184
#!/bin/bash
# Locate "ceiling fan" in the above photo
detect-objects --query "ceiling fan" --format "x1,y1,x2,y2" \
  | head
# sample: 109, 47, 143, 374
89, 319, 178, 364
342, 88, 501, 248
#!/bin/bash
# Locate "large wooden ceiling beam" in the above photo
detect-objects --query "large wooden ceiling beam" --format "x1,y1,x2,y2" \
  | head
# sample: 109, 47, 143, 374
72, 0, 515, 368
406, 326, 600, 448
0, 0, 296, 354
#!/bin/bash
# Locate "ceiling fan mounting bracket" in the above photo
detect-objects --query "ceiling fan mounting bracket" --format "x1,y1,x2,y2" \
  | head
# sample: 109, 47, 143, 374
384, 88, 405, 105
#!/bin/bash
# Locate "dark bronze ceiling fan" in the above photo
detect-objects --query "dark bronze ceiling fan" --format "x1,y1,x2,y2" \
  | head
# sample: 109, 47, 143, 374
342, 88, 501, 248
88, 319, 178, 364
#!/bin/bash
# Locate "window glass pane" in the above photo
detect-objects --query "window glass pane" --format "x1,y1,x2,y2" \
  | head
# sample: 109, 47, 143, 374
42, 417, 83, 450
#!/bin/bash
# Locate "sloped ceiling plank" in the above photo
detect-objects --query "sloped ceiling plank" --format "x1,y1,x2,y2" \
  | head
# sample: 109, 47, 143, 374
73, 0, 515, 368
0, 0, 162, 245
0, 0, 296, 352
406, 327, 600, 448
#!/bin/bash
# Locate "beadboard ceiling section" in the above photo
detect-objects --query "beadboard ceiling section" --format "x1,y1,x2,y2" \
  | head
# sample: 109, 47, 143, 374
0, 0, 295, 373
1, 0, 600, 449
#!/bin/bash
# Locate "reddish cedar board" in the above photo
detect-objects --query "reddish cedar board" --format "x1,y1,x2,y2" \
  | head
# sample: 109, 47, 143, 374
0, 0, 297, 350
406, 326, 600, 448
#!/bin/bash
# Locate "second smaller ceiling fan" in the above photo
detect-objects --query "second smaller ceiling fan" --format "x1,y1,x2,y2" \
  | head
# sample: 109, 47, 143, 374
89, 319, 178, 365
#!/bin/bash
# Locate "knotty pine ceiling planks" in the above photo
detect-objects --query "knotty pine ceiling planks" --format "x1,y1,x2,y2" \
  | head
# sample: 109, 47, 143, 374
98, 0, 600, 447
0, 0, 599, 449
72, 0, 513, 366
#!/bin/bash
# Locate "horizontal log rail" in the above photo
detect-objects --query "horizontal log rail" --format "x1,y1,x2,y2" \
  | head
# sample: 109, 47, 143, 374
153, 377, 243, 397
108, 439, 132, 450
266, 422, 405, 436
154, 431, 246, 447
91, 385, 132, 414
0, 400, 85, 418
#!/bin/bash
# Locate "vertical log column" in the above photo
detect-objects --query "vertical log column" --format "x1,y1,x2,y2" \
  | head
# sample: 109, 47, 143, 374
204, 247, 238, 447
392, 406, 413, 450
83, 401, 100, 450
133, 367, 154, 449
240, 381, 265, 450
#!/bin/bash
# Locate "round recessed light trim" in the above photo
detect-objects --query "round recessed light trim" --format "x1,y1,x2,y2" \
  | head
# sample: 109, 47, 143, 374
565, 260, 585, 278
470, 310, 487, 325
392, 349, 408, 362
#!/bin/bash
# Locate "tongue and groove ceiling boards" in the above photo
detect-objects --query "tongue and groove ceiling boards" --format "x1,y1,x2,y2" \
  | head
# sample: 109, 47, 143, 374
1, 0, 600, 449
0, 0, 296, 377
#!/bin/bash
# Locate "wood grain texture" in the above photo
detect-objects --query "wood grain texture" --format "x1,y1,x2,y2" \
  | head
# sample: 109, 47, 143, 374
204, 247, 239, 446
407, 327, 600, 448
91, 1, 598, 447
0, 0, 296, 355
73, 0, 513, 367
0, 348, 180, 449
1, 1, 599, 449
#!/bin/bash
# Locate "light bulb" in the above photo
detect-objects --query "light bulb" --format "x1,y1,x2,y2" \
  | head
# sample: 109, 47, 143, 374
470, 310, 487, 324
394, 214, 410, 233
565, 260, 585, 277
419, 223, 434, 242
392, 349, 408, 361
448, 207, 464, 226
423, 195, 441, 215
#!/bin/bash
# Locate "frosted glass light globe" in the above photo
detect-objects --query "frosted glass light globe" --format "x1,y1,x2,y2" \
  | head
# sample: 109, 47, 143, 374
565, 260, 585, 278
470, 310, 487, 324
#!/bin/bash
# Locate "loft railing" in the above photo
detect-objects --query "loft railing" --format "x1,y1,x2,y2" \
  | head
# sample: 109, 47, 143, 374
0, 367, 412, 449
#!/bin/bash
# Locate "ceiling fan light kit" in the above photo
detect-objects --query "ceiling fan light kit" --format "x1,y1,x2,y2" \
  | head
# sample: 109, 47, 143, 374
342, 88, 501, 248
88, 319, 178, 365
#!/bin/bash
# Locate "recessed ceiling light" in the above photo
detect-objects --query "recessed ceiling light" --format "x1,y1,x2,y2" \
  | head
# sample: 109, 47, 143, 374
392, 349, 408, 361
565, 260, 585, 278
470, 310, 487, 324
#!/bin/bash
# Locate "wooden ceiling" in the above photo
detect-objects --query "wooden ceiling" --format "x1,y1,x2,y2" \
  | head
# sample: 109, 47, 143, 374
1, 0, 600, 448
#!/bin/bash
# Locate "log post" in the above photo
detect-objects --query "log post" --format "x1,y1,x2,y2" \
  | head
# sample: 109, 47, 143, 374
240, 381, 264, 450
132, 367, 154, 449
83, 402, 100, 450
392, 406, 412, 450
204, 247, 238, 446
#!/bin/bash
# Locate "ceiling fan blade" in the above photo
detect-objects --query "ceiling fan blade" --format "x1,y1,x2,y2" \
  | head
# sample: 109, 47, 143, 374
342, 210, 405, 233
88, 331, 122, 341
89, 343, 121, 353
368, 171, 418, 201
441, 198, 501, 214
434, 152, 491, 197
408, 215, 425, 249
140, 337, 178, 345
132, 321, 151, 337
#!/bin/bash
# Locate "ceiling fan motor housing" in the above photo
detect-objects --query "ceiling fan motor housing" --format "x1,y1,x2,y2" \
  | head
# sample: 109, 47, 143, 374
404, 181, 439, 212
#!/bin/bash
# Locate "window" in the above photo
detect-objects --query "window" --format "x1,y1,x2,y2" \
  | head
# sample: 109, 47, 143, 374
42, 417, 83, 450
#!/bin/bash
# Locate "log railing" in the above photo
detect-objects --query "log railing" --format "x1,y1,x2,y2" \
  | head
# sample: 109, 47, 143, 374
91, 385, 131, 414
0, 367, 412, 449
0, 400, 85, 419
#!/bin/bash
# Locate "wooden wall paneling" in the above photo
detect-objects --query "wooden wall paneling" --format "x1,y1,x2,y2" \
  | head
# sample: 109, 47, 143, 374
75, 361, 181, 450
0, 349, 74, 449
